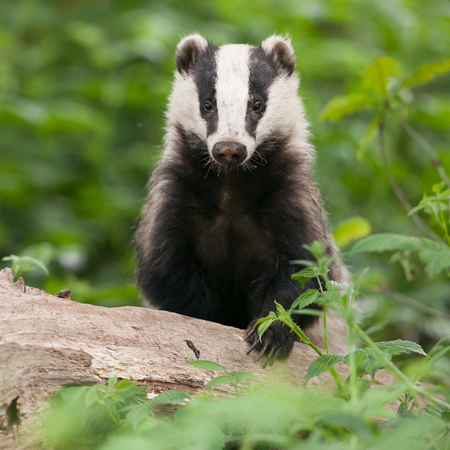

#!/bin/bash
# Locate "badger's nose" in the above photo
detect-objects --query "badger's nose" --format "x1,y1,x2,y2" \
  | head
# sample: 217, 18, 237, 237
212, 141, 247, 166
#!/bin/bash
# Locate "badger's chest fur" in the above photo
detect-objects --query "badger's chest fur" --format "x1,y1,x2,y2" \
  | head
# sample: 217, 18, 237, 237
135, 34, 347, 363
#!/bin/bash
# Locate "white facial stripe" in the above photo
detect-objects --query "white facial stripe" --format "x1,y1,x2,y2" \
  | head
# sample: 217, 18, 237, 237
166, 72, 206, 140
208, 45, 256, 160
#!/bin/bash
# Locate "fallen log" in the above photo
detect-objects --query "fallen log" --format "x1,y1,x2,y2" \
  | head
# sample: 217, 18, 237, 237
0, 267, 379, 448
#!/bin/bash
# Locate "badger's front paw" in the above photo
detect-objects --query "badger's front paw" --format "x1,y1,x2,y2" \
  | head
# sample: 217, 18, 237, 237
245, 319, 295, 368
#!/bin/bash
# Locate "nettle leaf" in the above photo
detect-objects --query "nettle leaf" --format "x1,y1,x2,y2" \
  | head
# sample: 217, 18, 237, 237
291, 289, 320, 310
125, 402, 155, 428
206, 376, 240, 388
418, 240, 450, 277
151, 390, 190, 405
376, 339, 427, 357
319, 93, 381, 122
344, 349, 386, 378
305, 354, 345, 382
257, 319, 274, 340
404, 59, 450, 87
186, 360, 226, 372
351, 233, 450, 277
333, 216, 372, 248
362, 56, 402, 96
351, 233, 422, 253
291, 267, 320, 288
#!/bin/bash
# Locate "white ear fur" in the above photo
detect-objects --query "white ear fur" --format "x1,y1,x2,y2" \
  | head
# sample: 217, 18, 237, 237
261, 35, 296, 76
175, 34, 209, 75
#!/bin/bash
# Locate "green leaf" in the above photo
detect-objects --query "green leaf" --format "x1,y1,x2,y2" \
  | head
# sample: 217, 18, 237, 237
115, 380, 137, 391
305, 354, 345, 382
84, 387, 99, 407
376, 339, 427, 357
151, 390, 190, 405
108, 375, 118, 390
404, 59, 450, 87
333, 216, 372, 248
186, 360, 226, 372
125, 402, 155, 428
418, 240, 450, 277
362, 56, 402, 96
2, 254, 49, 278
206, 376, 241, 388
257, 319, 274, 340
319, 93, 381, 122
291, 267, 320, 288
291, 289, 320, 310
350, 234, 423, 253
351, 234, 450, 277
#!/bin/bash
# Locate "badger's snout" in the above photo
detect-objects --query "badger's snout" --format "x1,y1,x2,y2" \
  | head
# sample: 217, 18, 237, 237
212, 141, 247, 166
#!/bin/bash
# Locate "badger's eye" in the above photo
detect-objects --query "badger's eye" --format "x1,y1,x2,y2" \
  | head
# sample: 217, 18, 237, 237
252, 102, 262, 112
204, 101, 213, 112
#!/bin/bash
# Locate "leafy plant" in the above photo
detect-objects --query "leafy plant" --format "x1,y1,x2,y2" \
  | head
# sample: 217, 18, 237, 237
2, 254, 49, 280
186, 360, 257, 396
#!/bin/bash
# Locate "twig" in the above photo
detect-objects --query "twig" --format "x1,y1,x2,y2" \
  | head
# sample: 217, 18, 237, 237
378, 119, 442, 242
401, 121, 450, 189
378, 284, 450, 321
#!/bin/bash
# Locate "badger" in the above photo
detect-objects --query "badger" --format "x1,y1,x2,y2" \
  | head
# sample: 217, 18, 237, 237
135, 34, 348, 364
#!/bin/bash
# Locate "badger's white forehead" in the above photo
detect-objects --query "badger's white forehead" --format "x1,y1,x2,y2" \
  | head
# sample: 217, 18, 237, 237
166, 35, 309, 166
211, 45, 253, 153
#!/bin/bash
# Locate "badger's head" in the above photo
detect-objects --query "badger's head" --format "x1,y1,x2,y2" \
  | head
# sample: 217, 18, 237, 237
166, 34, 309, 170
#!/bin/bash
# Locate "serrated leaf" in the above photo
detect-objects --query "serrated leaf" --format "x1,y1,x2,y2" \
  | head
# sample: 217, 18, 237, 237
186, 360, 226, 372
319, 93, 381, 122
291, 289, 320, 310
376, 339, 427, 357
362, 56, 402, 96
333, 216, 372, 248
151, 390, 190, 405
351, 234, 423, 253
305, 354, 345, 382
125, 402, 155, 428
418, 241, 450, 277
351, 233, 450, 277
404, 59, 450, 87
291, 267, 320, 288
257, 319, 274, 340
206, 376, 240, 388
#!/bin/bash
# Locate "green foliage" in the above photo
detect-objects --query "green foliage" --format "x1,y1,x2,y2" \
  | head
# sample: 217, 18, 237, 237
333, 216, 372, 248
3, 0, 450, 448
2, 254, 48, 279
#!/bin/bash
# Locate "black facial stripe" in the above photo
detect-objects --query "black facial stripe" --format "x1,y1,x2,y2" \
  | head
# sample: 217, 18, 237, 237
192, 42, 219, 136
246, 46, 278, 138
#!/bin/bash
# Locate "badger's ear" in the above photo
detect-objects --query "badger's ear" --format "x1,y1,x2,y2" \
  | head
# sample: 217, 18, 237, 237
175, 34, 209, 75
261, 35, 296, 76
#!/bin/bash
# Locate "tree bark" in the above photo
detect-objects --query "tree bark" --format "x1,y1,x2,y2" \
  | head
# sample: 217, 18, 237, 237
0, 267, 384, 448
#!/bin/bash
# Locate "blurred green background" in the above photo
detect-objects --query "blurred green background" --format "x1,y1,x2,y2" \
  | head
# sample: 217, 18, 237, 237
1, 0, 449, 354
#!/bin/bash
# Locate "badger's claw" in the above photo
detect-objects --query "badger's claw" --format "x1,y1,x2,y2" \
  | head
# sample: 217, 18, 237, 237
245, 319, 294, 368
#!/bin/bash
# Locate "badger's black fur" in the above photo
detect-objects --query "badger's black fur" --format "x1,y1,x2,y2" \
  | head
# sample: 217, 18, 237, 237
135, 35, 347, 362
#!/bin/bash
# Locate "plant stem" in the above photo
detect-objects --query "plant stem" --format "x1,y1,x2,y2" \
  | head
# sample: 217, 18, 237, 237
316, 276, 330, 355
353, 322, 450, 410
378, 118, 442, 242
401, 121, 450, 189
284, 318, 349, 401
